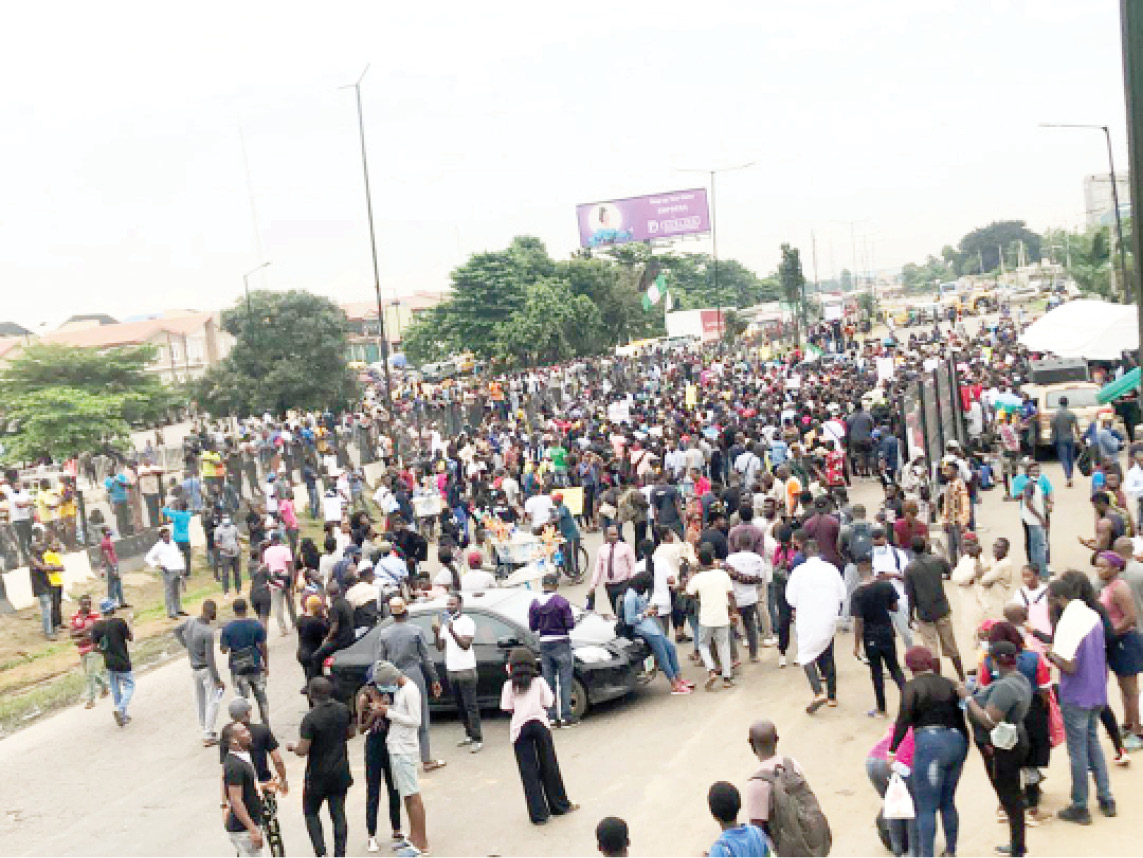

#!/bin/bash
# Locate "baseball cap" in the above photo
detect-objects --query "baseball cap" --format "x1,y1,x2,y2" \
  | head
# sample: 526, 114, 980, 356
466, 549, 483, 568
551, 492, 563, 502
372, 660, 402, 691
99, 597, 117, 614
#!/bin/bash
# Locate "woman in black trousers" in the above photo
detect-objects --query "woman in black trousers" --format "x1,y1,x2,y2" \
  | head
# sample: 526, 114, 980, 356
500, 648, 580, 824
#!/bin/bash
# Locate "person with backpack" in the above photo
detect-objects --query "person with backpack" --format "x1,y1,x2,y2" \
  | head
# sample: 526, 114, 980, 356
838, 504, 874, 631
744, 720, 831, 857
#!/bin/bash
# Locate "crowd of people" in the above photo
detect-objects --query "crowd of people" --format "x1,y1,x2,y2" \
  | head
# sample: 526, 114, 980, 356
43, 303, 1143, 858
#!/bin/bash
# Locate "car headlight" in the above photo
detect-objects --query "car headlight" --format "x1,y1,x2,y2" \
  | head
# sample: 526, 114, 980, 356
575, 645, 615, 664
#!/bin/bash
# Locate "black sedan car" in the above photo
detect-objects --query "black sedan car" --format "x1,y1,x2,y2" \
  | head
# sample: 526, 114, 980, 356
326, 588, 652, 721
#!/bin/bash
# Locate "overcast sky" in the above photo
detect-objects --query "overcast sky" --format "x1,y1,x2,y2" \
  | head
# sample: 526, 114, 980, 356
0, 0, 1130, 329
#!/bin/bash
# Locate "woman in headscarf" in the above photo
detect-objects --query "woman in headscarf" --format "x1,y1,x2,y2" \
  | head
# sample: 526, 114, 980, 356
890, 646, 968, 858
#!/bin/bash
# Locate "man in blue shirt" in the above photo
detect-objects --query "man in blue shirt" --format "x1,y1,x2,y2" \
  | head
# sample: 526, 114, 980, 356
707, 781, 771, 857
219, 598, 270, 725
104, 472, 134, 537
550, 493, 581, 578
162, 499, 195, 574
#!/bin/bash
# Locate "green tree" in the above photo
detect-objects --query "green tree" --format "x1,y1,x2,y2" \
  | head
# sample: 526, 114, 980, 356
778, 244, 806, 347
721, 309, 748, 341
494, 277, 602, 366
0, 342, 180, 426
839, 269, 853, 291
958, 220, 1042, 273
1, 387, 136, 463
401, 307, 455, 366
192, 290, 355, 416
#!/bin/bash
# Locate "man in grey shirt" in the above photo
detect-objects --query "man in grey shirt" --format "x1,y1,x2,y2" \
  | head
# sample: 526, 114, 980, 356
174, 599, 224, 746
1114, 537, 1143, 634
374, 596, 445, 770
1050, 397, 1079, 487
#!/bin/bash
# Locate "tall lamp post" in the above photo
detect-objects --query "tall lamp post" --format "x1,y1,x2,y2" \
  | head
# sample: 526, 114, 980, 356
342, 65, 398, 458
242, 261, 271, 332
1040, 122, 1130, 302
676, 161, 756, 331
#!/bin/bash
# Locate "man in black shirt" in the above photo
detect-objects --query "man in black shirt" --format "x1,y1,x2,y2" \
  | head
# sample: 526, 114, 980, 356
219, 697, 288, 789
310, 581, 356, 680
903, 537, 966, 682
850, 567, 906, 716
289, 677, 355, 857
91, 598, 134, 727
698, 511, 730, 561
223, 721, 265, 856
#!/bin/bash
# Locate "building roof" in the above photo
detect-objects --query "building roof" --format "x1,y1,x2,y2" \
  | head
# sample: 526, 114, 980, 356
40, 312, 216, 350
0, 321, 30, 337
341, 291, 446, 321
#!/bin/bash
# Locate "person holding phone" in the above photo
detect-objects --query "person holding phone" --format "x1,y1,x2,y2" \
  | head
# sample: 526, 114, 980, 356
433, 593, 481, 752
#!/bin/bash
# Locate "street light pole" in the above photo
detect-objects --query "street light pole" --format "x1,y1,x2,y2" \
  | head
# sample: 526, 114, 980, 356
1040, 122, 1130, 302
343, 65, 398, 459
242, 261, 271, 333
677, 161, 756, 333
1120, 0, 1143, 388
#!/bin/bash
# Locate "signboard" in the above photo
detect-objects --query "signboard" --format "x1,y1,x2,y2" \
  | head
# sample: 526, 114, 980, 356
700, 309, 724, 342
576, 188, 711, 248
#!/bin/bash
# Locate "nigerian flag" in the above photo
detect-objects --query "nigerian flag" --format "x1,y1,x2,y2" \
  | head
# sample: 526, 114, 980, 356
642, 273, 667, 311
806, 343, 824, 359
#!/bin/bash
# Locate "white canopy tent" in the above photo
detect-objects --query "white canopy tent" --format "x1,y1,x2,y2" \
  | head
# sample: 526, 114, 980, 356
1017, 299, 1138, 361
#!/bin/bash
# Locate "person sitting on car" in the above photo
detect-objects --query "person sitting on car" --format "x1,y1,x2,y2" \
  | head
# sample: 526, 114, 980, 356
622, 572, 694, 696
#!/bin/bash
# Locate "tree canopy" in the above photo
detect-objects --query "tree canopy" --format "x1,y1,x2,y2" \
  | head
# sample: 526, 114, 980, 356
401, 236, 778, 367
0, 343, 179, 464
192, 290, 356, 416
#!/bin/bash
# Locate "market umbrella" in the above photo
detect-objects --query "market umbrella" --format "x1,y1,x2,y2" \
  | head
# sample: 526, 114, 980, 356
1097, 367, 1141, 404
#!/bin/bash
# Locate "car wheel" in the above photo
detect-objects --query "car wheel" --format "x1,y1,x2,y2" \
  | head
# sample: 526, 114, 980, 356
570, 677, 589, 721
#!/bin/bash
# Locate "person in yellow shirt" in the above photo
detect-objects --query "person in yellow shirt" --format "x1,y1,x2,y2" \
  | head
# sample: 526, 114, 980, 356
58, 477, 78, 550
43, 537, 66, 633
35, 479, 61, 541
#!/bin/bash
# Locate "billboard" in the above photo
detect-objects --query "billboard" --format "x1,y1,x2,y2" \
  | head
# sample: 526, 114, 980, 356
576, 188, 710, 249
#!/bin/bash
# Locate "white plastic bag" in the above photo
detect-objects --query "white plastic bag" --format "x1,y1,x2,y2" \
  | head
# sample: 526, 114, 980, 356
883, 772, 915, 820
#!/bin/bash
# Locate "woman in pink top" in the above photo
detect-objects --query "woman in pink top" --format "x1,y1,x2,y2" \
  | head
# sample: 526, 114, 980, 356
866, 725, 916, 857
499, 648, 579, 825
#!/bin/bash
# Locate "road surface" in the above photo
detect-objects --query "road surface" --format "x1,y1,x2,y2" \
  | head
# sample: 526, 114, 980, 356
1, 462, 1140, 857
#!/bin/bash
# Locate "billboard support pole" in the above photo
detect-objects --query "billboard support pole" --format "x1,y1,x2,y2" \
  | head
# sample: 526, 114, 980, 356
710, 169, 720, 333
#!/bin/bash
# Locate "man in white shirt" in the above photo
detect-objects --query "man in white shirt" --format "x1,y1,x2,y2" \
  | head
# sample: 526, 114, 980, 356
375, 541, 408, 590
725, 532, 771, 662
500, 472, 521, 508
145, 528, 188, 618
322, 489, 345, 526
371, 661, 429, 855
869, 527, 913, 647
785, 539, 847, 713
685, 545, 737, 690
3, 478, 34, 564
734, 444, 764, 491
432, 593, 482, 751
523, 491, 555, 530
460, 550, 496, 592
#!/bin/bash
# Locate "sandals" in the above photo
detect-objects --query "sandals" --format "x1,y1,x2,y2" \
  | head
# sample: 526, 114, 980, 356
422, 760, 447, 772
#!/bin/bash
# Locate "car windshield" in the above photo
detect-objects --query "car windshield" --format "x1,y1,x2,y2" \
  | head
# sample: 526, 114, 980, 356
1046, 388, 1098, 408
491, 588, 617, 645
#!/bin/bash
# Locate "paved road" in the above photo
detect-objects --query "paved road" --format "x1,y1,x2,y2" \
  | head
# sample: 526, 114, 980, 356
1, 464, 1141, 857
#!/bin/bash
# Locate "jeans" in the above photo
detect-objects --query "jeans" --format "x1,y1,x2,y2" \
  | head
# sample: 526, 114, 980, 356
365, 729, 402, 836
804, 641, 837, 699
766, 581, 781, 638
698, 624, 732, 678
866, 756, 917, 857
234, 671, 271, 725
303, 786, 348, 857
1027, 524, 1048, 580
50, 585, 63, 630
106, 571, 125, 606
270, 588, 292, 635
449, 668, 482, 741
892, 606, 915, 648
912, 726, 967, 858
739, 603, 761, 657
641, 631, 681, 681
864, 634, 905, 713
82, 651, 109, 703
109, 670, 135, 717
1056, 439, 1077, 481
983, 738, 1028, 857
192, 666, 221, 739
37, 592, 53, 637
1060, 704, 1113, 809
539, 640, 575, 722
112, 501, 133, 537
144, 493, 162, 529
228, 830, 263, 857
219, 555, 241, 594
12, 518, 33, 564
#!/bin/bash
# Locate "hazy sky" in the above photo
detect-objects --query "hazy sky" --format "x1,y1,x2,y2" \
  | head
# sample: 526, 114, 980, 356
0, 1, 1131, 329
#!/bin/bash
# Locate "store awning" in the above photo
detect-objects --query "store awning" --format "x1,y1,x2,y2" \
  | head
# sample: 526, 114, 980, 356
1098, 367, 1141, 403
1018, 299, 1138, 361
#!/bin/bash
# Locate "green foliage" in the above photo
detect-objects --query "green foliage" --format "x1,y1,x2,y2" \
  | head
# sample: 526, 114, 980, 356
778, 244, 806, 345
193, 290, 355, 416
494, 278, 603, 365
721, 309, 748, 341
401, 307, 454, 366
955, 220, 1042, 273
1, 387, 134, 463
901, 255, 954, 294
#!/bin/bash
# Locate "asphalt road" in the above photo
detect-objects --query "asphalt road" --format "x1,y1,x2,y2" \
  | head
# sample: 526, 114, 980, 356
2, 461, 1141, 857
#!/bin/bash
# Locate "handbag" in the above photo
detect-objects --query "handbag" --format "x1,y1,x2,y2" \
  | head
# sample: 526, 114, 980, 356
230, 645, 262, 676
990, 721, 1019, 751
1048, 689, 1065, 748
883, 772, 915, 820
1076, 445, 1093, 477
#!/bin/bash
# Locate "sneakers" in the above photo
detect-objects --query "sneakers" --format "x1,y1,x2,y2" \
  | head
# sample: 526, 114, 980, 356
469, 742, 483, 754
722, 678, 735, 689
1113, 749, 1131, 766
670, 682, 693, 695
368, 837, 380, 853
1099, 799, 1117, 818
806, 694, 828, 714
562, 718, 580, 728
1057, 805, 1092, 825
113, 710, 125, 727
457, 737, 474, 747
778, 655, 787, 668
1123, 734, 1143, 752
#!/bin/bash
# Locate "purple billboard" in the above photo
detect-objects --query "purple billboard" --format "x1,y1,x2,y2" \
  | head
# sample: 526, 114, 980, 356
576, 188, 711, 248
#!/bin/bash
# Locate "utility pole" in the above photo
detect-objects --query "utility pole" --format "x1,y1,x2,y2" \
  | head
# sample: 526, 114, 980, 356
1120, 0, 1143, 383
342, 66, 398, 459
811, 231, 821, 295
